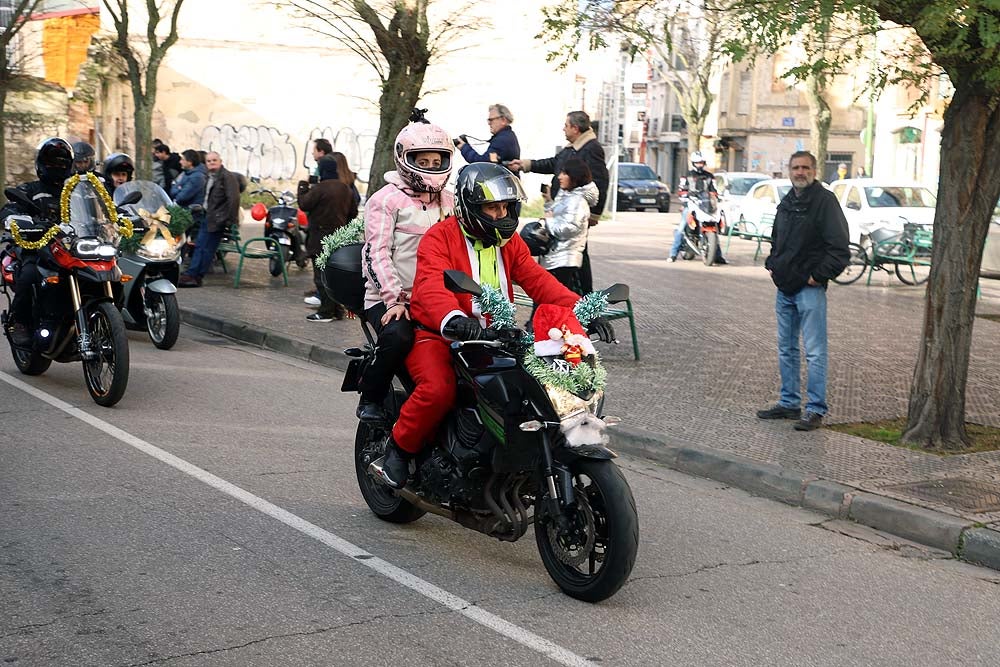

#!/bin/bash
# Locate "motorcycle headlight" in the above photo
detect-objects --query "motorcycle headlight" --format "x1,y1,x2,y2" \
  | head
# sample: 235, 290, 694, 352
74, 239, 118, 259
137, 238, 179, 260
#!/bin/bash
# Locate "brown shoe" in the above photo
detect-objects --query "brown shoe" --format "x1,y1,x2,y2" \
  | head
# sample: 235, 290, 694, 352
178, 274, 201, 288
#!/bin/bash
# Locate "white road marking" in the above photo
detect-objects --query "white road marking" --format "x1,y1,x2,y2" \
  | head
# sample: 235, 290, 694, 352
0, 372, 593, 667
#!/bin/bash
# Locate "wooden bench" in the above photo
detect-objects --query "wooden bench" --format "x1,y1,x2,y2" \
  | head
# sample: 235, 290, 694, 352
512, 290, 640, 361
726, 213, 774, 262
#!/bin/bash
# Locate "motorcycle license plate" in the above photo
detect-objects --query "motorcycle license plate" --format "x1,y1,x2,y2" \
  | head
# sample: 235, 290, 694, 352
639, 198, 656, 204
277, 237, 291, 245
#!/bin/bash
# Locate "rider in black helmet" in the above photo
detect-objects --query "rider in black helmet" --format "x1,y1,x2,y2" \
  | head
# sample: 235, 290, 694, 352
2, 138, 74, 348
453, 162, 523, 247
72, 141, 97, 175
102, 152, 135, 198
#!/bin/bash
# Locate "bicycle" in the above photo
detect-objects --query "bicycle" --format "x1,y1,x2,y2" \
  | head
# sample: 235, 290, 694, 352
833, 222, 933, 286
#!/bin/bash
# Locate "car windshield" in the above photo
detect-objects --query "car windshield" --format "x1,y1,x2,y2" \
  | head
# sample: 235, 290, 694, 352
864, 186, 936, 208
777, 185, 791, 199
68, 180, 117, 243
727, 176, 768, 196
618, 164, 657, 180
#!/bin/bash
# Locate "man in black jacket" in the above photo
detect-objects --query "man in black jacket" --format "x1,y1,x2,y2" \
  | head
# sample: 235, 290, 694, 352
178, 152, 240, 287
509, 110, 609, 292
757, 151, 850, 431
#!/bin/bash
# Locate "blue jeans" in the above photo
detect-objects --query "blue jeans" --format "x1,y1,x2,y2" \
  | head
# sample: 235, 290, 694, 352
775, 286, 828, 415
185, 223, 224, 279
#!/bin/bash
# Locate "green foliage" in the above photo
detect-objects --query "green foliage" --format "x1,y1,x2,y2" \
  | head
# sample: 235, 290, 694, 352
316, 216, 365, 266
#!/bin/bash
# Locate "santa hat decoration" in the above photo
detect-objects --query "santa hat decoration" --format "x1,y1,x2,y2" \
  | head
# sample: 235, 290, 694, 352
533, 304, 597, 360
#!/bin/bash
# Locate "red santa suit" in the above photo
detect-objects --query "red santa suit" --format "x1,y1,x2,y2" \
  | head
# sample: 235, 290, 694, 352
392, 216, 580, 453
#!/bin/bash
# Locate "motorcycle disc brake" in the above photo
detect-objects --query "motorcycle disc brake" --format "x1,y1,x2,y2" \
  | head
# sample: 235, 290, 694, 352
547, 492, 596, 567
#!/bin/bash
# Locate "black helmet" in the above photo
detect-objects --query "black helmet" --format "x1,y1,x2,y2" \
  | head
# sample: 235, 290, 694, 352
103, 153, 135, 180
519, 221, 553, 257
72, 141, 96, 174
455, 163, 526, 247
35, 137, 74, 186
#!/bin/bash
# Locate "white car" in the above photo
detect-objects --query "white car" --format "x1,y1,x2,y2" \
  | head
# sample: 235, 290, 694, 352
734, 178, 792, 236
829, 179, 936, 244
714, 171, 770, 231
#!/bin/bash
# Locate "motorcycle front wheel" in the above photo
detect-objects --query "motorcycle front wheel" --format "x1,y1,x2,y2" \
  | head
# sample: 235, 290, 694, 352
354, 419, 425, 524
702, 231, 718, 267
535, 459, 639, 602
83, 301, 130, 407
146, 291, 180, 350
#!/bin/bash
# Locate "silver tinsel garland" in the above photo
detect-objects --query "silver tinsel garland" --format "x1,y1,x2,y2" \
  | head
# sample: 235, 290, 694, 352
317, 216, 365, 266
573, 291, 609, 327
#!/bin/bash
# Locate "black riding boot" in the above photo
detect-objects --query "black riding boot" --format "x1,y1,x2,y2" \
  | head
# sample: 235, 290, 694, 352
380, 436, 411, 490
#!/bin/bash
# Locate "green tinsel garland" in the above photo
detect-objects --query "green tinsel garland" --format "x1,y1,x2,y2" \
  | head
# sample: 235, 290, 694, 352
523, 348, 607, 395
317, 216, 365, 266
474, 284, 516, 330
476, 285, 607, 395
573, 291, 608, 327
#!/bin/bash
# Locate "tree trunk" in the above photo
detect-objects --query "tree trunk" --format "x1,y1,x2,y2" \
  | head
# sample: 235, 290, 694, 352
133, 100, 153, 180
805, 73, 831, 172
0, 88, 7, 198
686, 116, 705, 159
367, 70, 424, 195
901, 87, 1000, 450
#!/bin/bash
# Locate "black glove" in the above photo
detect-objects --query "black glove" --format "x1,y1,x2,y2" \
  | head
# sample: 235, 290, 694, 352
443, 316, 484, 341
587, 316, 615, 343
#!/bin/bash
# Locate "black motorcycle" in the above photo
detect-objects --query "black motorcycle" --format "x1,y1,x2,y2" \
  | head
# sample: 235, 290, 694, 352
249, 188, 307, 276
329, 249, 638, 602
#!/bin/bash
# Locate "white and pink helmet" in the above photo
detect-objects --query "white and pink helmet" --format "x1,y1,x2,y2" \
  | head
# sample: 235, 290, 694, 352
393, 122, 454, 193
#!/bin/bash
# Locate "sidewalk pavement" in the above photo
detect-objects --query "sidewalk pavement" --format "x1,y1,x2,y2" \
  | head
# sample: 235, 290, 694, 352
176, 217, 1000, 572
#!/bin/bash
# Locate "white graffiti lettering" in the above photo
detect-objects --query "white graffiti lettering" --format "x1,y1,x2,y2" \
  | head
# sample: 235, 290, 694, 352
305, 127, 376, 184
200, 124, 297, 180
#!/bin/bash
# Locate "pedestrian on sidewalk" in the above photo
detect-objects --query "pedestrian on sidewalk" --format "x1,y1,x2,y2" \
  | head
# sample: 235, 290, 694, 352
355, 121, 455, 423
538, 157, 596, 293
179, 152, 240, 288
508, 110, 609, 293
757, 151, 850, 431
298, 156, 358, 321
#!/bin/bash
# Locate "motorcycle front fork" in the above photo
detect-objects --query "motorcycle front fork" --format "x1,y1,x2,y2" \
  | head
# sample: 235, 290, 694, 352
540, 430, 576, 529
69, 275, 107, 360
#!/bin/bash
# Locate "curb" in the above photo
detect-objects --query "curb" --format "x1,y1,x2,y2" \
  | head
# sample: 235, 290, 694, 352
180, 306, 1000, 573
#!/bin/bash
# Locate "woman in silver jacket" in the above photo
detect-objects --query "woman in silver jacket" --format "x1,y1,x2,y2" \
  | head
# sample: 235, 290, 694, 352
541, 157, 598, 294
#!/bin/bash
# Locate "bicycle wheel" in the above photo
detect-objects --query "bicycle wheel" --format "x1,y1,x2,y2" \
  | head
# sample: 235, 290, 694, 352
833, 242, 869, 285
896, 258, 931, 285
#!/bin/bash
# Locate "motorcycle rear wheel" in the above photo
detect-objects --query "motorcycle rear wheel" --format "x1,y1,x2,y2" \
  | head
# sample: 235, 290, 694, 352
535, 459, 638, 602
11, 343, 51, 375
146, 292, 180, 350
702, 231, 718, 266
83, 301, 130, 407
354, 418, 425, 524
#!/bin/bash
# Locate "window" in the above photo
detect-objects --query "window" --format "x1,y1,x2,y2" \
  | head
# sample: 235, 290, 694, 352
832, 184, 847, 201
864, 186, 936, 208
846, 187, 863, 209
755, 185, 773, 201
618, 164, 657, 180
727, 176, 768, 196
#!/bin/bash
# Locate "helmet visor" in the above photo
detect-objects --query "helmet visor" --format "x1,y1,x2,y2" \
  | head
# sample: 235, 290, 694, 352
404, 150, 452, 174
466, 172, 527, 205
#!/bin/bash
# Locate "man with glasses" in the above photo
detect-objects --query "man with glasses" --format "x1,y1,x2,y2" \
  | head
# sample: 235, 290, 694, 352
455, 104, 520, 168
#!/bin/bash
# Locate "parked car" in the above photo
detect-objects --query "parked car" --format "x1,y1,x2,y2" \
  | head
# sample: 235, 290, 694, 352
734, 178, 792, 235
829, 179, 936, 244
714, 171, 770, 232
615, 162, 671, 212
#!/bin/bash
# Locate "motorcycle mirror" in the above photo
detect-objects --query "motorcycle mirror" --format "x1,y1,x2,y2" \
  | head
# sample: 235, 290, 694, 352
250, 176, 261, 183
601, 283, 629, 304
119, 191, 143, 206
4, 187, 39, 214
443, 269, 482, 297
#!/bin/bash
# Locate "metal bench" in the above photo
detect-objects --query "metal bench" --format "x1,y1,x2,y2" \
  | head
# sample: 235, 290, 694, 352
726, 213, 774, 261
215, 226, 242, 274
232, 237, 288, 288
512, 290, 640, 361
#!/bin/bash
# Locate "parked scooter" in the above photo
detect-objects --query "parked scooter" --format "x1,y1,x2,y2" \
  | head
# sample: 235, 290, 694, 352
679, 190, 724, 266
113, 180, 182, 350
249, 189, 308, 276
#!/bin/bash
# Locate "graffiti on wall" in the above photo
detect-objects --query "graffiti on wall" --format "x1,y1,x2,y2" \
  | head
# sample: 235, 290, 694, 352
199, 124, 297, 180
304, 126, 377, 184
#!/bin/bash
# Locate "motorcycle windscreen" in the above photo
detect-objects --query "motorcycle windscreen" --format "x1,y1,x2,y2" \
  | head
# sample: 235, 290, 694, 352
698, 191, 719, 214
113, 180, 172, 211
68, 180, 118, 243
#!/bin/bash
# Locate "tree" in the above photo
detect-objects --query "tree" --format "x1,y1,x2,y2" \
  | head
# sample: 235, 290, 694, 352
728, 0, 1000, 451
101, 0, 187, 180
0, 0, 44, 192
279, 0, 476, 193
537, 0, 733, 157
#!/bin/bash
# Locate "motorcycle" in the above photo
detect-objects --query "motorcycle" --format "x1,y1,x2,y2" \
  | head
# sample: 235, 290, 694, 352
113, 181, 182, 350
680, 190, 724, 266
1, 178, 139, 407
329, 249, 638, 602
249, 189, 308, 276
